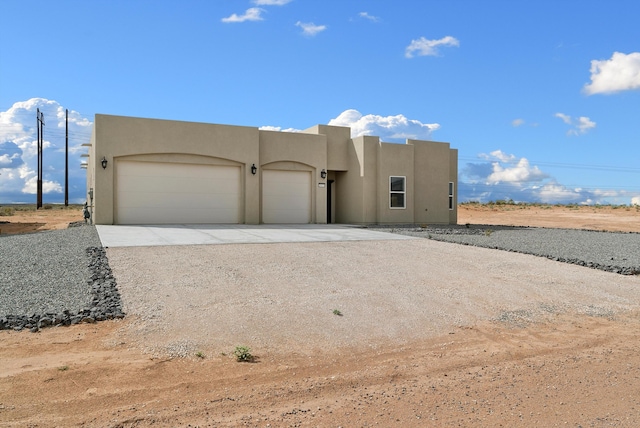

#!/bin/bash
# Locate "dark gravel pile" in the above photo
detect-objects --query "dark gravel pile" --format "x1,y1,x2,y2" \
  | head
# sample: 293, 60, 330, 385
0, 225, 124, 332
372, 224, 640, 275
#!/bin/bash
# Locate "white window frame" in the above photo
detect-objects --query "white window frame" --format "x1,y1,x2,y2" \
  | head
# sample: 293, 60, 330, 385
389, 176, 406, 209
448, 181, 455, 210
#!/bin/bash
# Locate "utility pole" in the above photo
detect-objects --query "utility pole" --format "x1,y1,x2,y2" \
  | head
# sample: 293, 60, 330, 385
36, 109, 44, 208
65, 109, 69, 206
36, 108, 39, 207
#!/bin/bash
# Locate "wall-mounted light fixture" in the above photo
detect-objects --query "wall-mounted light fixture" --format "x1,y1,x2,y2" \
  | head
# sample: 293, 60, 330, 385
251, 164, 257, 175
320, 169, 327, 179
101, 157, 108, 169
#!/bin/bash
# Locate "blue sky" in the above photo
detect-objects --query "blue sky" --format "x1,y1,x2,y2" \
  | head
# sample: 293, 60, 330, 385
1, 0, 639, 205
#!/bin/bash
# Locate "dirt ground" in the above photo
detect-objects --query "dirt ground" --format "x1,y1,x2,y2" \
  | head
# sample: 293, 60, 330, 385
1, 203, 638, 234
0, 205, 83, 235
457, 203, 640, 233
2, 204, 640, 427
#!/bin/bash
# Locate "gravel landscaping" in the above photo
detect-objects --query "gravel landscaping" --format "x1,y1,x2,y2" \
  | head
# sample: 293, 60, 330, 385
370, 224, 640, 275
2, 223, 639, 335
0, 225, 124, 331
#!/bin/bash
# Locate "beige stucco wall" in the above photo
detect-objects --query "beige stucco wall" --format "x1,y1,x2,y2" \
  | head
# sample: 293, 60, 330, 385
304, 125, 350, 172
331, 136, 456, 225
259, 130, 327, 223
334, 136, 381, 224
412, 140, 454, 225
376, 142, 415, 224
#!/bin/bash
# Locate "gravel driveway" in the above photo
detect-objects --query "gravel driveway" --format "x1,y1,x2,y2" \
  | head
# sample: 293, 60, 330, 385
3, 225, 640, 357
107, 238, 640, 358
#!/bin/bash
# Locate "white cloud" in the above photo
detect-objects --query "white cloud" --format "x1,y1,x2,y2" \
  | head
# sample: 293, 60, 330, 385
575, 116, 596, 134
536, 183, 588, 204
533, 185, 636, 205
554, 112, 572, 124
474, 151, 548, 185
295, 21, 327, 36
583, 52, 640, 95
405, 36, 459, 58
221, 7, 264, 23
22, 175, 63, 195
487, 158, 547, 184
359, 12, 380, 22
253, 0, 291, 5
0, 152, 20, 167
512, 118, 525, 127
632, 196, 640, 206
479, 149, 516, 164
259, 126, 302, 133
328, 109, 440, 141
0, 98, 91, 203
554, 112, 596, 136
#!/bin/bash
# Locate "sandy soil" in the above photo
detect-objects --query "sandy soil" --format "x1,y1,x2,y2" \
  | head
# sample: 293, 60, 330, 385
458, 203, 640, 233
0, 206, 83, 235
2, 203, 637, 234
2, 205, 640, 427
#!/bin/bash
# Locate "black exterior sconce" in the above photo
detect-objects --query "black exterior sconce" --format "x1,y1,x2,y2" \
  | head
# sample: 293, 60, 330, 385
101, 157, 108, 169
320, 169, 327, 179
251, 164, 257, 175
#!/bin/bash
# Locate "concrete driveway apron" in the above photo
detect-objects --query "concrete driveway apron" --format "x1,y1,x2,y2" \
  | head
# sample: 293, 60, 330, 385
96, 224, 415, 247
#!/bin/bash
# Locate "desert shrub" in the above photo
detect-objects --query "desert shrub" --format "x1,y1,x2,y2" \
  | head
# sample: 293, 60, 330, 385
233, 346, 254, 362
499, 199, 515, 205
0, 207, 15, 216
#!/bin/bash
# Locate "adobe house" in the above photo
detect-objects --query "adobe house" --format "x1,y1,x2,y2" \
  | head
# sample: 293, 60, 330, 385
85, 114, 457, 225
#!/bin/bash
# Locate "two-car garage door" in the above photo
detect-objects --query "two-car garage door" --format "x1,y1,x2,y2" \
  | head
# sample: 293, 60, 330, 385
116, 160, 240, 224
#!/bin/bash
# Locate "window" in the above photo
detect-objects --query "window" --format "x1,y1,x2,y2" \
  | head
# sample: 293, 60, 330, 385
448, 181, 455, 210
390, 176, 406, 209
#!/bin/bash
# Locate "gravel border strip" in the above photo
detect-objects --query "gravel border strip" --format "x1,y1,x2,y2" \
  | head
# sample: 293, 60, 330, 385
369, 224, 640, 276
0, 226, 125, 332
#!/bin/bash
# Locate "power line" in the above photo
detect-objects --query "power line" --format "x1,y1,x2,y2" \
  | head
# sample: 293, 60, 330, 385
459, 156, 640, 173
0, 130, 92, 140
0, 126, 92, 135
460, 182, 640, 192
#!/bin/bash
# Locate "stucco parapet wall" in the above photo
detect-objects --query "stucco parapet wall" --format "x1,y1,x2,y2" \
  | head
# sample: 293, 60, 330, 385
94, 114, 260, 163
258, 129, 327, 168
405, 138, 452, 149
303, 124, 351, 171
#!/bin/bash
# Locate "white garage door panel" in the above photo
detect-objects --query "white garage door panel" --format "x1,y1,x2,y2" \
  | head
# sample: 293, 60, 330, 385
262, 170, 311, 224
116, 207, 237, 224
118, 191, 239, 210
116, 161, 240, 224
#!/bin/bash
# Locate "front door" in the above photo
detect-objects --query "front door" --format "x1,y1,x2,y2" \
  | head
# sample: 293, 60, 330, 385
327, 179, 334, 223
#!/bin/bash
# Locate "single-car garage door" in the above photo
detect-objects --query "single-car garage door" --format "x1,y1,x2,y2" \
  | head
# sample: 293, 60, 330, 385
116, 160, 241, 224
262, 170, 311, 223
